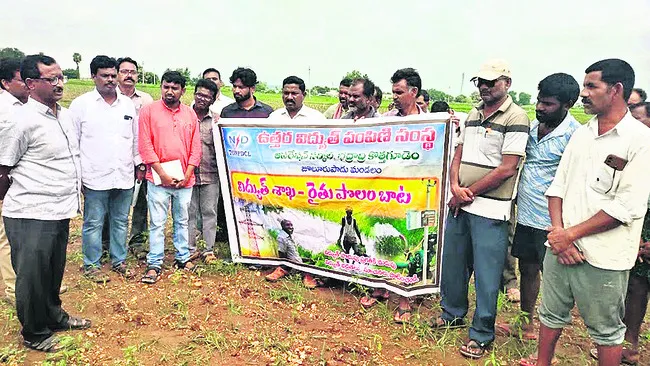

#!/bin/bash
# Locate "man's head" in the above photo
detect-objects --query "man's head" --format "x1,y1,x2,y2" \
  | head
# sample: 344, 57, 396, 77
581, 58, 635, 116
372, 86, 382, 110
628, 87, 646, 106
345, 206, 353, 216
630, 102, 650, 128
0, 58, 29, 103
471, 59, 512, 106
202, 68, 223, 88
338, 78, 352, 109
430, 100, 450, 113
281, 76, 306, 114
416, 89, 430, 111
160, 71, 186, 107
535, 73, 580, 127
280, 219, 294, 234
230, 67, 257, 104
90, 55, 118, 96
116, 57, 139, 89
348, 78, 375, 114
194, 78, 218, 112
21, 54, 64, 106
390, 68, 421, 114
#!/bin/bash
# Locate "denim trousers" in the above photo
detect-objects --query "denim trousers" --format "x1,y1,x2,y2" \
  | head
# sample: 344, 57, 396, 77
82, 187, 133, 268
146, 182, 192, 269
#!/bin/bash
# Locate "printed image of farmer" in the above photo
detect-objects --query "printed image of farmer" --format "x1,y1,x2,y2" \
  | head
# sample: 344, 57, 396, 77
265, 219, 320, 288
337, 207, 364, 255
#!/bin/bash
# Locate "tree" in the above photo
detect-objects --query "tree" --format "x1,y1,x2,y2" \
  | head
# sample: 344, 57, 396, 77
256, 81, 269, 93
508, 90, 518, 105
518, 92, 532, 106
144, 72, 159, 84
72, 53, 82, 77
62, 68, 79, 79
454, 94, 470, 103
427, 89, 452, 102
470, 91, 481, 103
0, 47, 25, 59
310, 86, 331, 95
342, 70, 369, 81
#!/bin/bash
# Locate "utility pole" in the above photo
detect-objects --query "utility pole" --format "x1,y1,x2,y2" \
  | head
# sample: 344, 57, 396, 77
460, 72, 465, 96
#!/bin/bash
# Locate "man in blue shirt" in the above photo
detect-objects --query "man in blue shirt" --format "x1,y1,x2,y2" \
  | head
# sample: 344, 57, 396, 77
498, 73, 580, 344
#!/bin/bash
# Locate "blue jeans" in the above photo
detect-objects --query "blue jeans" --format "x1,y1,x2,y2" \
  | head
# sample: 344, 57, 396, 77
82, 187, 133, 268
146, 182, 192, 269
440, 210, 509, 345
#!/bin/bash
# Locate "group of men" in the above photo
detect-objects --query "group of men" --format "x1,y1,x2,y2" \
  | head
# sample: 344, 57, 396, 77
0, 53, 649, 366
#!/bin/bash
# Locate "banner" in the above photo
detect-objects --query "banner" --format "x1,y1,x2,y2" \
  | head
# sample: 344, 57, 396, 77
215, 117, 451, 296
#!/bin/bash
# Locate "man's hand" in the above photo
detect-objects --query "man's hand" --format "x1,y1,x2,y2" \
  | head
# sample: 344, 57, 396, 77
451, 184, 474, 203
556, 244, 586, 265
160, 173, 176, 187
448, 195, 473, 217
546, 226, 575, 255
173, 178, 186, 189
639, 240, 650, 262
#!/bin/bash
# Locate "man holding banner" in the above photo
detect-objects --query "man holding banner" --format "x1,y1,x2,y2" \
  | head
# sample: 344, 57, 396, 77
437, 59, 530, 359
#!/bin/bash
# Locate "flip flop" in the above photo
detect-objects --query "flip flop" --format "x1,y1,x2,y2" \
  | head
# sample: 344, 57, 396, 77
429, 316, 466, 329
496, 323, 537, 340
589, 347, 638, 365
23, 334, 63, 353
360, 296, 378, 309
51, 316, 91, 332
141, 267, 161, 284
459, 339, 489, 359
393, 307, 412, 324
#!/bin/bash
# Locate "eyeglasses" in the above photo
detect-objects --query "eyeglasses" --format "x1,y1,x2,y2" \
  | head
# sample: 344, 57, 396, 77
195, 93, 214, 101
473, 77, 508, 88
33, 76, 66, 86
119, 69, 138, 75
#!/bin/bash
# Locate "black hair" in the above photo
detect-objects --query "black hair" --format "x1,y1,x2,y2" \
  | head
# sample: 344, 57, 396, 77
537, 72, 580, 106
632, 88, 647, 102
202, 67, 221, 79
430, 101, 450, 113
374, 86, 383, 105
631, 102, 650, 116
420, 89, 430, 102
0, 58, 22, 90
20, 54, 57, 80
90, 55, 118, 76
229, 67, 257, 87
585, 59, 635, 100
390, 68, 422, 96
116, 57, 138, 71
195, 78, 219, 99
352, 78, 375, 98
282, 75, 306, 93
161, 70, 186, 88
340, 78, 352, 87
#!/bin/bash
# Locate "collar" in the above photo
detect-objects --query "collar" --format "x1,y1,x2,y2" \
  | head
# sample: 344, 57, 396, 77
587, 111, 637, 138
117, 85, 141, 99
92, 88, 123, 105
160, 99, 182, 113
531, 112, 578, 141
279, 106, 307, 119
237, 97, 262, 111
27, 97, 61, 118
477, 94, 514, 113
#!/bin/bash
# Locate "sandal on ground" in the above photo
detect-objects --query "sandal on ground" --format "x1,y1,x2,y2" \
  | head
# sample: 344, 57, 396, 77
202, 252, 218, 265
188, 251, 201, 262
302, 274, 319, 289
175, 260, 196, 272
360, 296, 378, 309
459, 339, 489, 359
141, 267, 161, 284
23, 334, 63, 353
590, 347, 638, 365
506, 288, 521, 303
496, 323, 537, 340
265, 267, 289, 282
51, 316, 91, 332
111, 262, 134, 279
393, 307, 412, 324
519, 352, 559, 366
429, 316, 466, 329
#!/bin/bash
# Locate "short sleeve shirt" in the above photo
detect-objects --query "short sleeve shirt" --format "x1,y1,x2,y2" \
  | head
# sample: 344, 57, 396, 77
220, 99, 273, 118
277, 231, 302, 263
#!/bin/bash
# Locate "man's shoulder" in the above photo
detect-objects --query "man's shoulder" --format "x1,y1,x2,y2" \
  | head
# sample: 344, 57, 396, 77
269, 108, 287, 117
220, 102, 239, 115
257, 101, 274, 112
136, 89, 154, 101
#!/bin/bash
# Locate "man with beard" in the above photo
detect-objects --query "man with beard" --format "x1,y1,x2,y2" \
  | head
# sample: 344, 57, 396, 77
202, 68, 234, 116
138, 71, 201, 284
220, 67, 273, 118
627, 87, 646, 106
383, 68, 425, 117
494, 73, 580, 345
342, 78, 380, 121
324, 78, 352, 119
0, 54, 90, 352
436, 59, 529, 359
69, 55, 141, 282
533, 59, 650, 366
265, 219, 319, 288
630, 102, 650, 127
187, 79, 221, 264
268, 76, 325, 121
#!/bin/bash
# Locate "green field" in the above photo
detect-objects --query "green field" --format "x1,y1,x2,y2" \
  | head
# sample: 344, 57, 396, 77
62, 79, 592, 123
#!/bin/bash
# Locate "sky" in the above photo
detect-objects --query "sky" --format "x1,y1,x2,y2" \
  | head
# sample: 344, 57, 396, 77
2, 0, 649, 96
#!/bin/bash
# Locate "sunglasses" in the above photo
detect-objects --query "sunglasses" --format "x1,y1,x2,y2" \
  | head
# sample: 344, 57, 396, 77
473, 77, 508, 88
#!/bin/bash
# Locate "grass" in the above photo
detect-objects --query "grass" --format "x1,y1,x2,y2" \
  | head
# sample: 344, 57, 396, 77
61, 79, 593, 123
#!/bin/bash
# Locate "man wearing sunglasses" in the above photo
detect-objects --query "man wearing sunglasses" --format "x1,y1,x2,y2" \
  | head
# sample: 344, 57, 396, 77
437, 59, 530, 359
0, 54, 90, 352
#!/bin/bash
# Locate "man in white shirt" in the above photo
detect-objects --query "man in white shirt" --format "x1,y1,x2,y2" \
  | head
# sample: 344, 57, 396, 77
268, 76, 325, 122
534, 59, 650, 366
1, 54, 90, 352
69, 56, 142, 282
0, 57, 28, 305
202, 68, 234, 116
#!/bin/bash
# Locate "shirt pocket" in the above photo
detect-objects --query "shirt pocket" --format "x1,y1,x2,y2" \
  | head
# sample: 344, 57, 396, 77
589, 164, 621, 196
479, 129, 503, 155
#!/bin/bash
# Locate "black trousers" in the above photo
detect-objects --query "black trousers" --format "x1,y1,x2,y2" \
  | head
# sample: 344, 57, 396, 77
103, 181, 148, 251
4, 217, 70, 343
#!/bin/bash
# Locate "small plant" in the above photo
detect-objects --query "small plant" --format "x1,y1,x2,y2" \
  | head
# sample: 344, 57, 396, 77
0, 345, 25, 364
375, 235, 405, 257
227, 298, 243, 315
193, 330, 237, 354
43, 335, 92, 365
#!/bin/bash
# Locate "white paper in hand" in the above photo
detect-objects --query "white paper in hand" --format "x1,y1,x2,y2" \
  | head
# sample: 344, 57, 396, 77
152, 160, 184, 185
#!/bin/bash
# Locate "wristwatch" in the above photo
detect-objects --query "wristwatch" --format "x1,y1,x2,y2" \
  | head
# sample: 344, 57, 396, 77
138, 164, 146, 171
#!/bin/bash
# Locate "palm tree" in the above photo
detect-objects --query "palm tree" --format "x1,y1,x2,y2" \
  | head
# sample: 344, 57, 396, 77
72, 53, 82, 78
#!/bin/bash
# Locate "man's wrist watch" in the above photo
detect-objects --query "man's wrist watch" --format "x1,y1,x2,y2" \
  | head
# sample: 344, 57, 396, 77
138, 164, 146, 171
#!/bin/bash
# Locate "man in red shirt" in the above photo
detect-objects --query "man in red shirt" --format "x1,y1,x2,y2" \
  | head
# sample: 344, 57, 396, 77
138, 71, 201, 284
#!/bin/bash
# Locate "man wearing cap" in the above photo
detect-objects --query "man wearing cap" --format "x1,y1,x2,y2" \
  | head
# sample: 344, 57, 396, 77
435, 59, 530, 359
